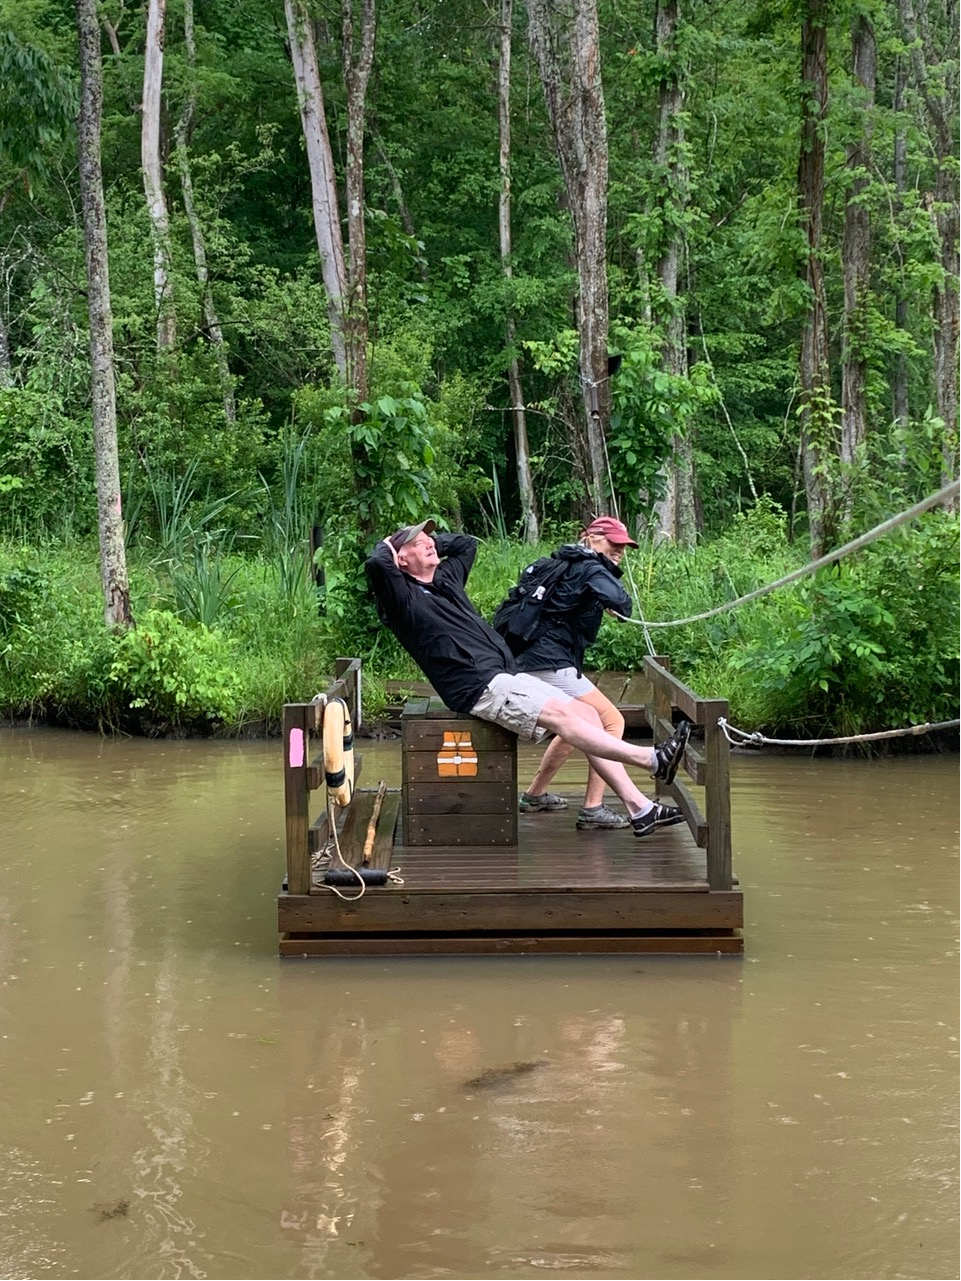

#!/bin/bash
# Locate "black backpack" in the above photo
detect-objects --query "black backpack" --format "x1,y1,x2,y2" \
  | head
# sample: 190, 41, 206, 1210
491, 555, 571, 655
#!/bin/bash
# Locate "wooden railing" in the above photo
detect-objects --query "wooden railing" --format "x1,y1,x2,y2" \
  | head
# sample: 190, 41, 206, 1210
643, 655, 732, 891
282, 658, 362, 896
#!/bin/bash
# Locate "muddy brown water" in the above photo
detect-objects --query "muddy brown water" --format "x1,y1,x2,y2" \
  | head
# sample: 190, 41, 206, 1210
0, 728, 957, 1281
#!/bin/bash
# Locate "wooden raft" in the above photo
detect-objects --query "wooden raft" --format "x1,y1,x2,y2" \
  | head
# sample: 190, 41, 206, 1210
279, 657, 743, 957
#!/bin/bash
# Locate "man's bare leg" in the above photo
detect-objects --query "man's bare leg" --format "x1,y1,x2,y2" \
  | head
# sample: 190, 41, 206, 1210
537, 697, 657, 770
525, 733, 574, 797
535, 698, 655, 815
527, 689, 651, 811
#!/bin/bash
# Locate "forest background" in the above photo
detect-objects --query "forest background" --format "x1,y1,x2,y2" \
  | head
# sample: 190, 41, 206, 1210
0, 0, 957, 743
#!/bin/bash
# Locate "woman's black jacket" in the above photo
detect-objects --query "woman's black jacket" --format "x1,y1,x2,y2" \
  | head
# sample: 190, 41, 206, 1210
514, 543, 632, 677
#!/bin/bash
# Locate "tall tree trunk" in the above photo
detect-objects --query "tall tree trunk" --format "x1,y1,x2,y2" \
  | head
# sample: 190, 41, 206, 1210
650, 0, 695, 548
528, 0, 609, 516
498, 0, 538, 543
0, 311, 11, 386
374, 137, 417, 242
898, 0, 959, 509
892, 56, 910, 434
840, 12, 876, 506
75, 0, 133, 630
174, 0, 235, 423
141, 0, 176, 350
797, 0, 833, 556
930, 174, 959, 505
284, 0, 348, 380
342, 0, 375, 402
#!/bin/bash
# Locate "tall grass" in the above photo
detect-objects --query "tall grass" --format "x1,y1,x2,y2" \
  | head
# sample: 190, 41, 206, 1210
135, 458, 239, 563
260, 427, 316, 606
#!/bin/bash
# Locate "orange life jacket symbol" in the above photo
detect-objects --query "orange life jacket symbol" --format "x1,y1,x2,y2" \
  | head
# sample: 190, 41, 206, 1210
437, 730, 478, 777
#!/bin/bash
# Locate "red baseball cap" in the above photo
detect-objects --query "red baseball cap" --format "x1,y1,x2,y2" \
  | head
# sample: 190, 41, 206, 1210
582, 516, 639, 548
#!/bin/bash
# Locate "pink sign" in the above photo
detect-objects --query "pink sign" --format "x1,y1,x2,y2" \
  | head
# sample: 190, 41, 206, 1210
288, 727, 305, 769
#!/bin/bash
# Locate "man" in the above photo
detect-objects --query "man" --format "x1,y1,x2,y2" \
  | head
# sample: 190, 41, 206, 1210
507, 516, 683, 835
365, 519, 690, 837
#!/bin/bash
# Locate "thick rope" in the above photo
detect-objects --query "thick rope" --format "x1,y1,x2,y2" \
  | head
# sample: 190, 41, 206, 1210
613, 477, 959, 630
615, 479, 960, 749
316, 797, 367, 901
718, 716, 960, 748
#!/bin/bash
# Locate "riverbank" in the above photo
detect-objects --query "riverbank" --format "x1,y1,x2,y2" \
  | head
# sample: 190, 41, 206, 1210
2, 704, 956, 760
1, 511, 957, 743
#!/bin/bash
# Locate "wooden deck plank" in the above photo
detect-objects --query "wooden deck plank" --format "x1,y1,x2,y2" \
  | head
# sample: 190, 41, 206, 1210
289, 790, 738, 917
385, 679, 435, 698
281, 933, 743, 956
658, 777, 709, 847
369, 792, 401, 871
310, 788, 399, 882
620, 670, 654, 706
592, 671, 630, 703
279, 889, 743, 934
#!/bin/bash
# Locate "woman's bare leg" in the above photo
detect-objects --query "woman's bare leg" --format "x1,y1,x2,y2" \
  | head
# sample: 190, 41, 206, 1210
579, 689, 643, 809
526, 732, 575, 798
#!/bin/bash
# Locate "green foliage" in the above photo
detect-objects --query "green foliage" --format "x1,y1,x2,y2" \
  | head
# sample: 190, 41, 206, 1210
0, 29, 76, 195
727, 574, 893, 731
724, 515, 959, 735
0, 560, 45, 642
132, 457, 242, 561
608, 324, 718, 519
0, 498, 957, 742
0, 545, 106, 720
0, 385, 95, 535
105, 609, 242, 727
167, 537, 244, 629
0, 0, 955, 744
331, 390, 434, 526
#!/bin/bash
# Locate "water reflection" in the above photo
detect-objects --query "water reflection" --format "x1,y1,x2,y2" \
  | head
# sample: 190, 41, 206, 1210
0, 728, 956, 1280
268, 962, 748, 1280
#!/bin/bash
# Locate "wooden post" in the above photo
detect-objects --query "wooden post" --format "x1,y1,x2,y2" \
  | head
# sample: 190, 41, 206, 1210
703, 698, 732, 890
334, 656, 362, 728
645, 656, 674, 743
283, 702, 312, 895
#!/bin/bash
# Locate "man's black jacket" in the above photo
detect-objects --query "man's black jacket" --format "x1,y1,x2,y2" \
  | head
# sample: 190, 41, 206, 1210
365, 532, 517, 714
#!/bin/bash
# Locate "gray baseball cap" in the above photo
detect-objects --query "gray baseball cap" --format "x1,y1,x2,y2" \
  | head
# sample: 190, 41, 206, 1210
387, 518, 437, 553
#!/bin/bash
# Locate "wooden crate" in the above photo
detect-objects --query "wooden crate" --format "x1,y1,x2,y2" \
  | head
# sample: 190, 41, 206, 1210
401, 697, 518, 846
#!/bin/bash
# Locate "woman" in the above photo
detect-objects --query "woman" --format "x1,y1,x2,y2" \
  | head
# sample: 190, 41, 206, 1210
512, 517, 683, 837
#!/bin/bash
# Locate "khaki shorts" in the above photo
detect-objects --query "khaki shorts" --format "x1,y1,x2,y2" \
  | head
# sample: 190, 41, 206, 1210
525, 666, 595, 699
469, 672, 571, 742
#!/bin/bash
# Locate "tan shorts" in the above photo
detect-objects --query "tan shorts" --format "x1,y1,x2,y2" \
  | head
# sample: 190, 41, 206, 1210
525, 666, 595, 699
469, 672, 571, 742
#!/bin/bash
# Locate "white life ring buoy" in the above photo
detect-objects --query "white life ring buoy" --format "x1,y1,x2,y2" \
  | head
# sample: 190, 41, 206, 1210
323, 697, 354, 808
